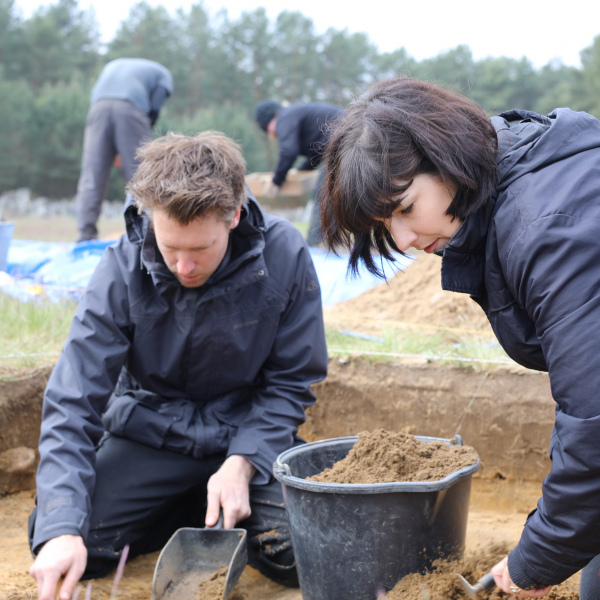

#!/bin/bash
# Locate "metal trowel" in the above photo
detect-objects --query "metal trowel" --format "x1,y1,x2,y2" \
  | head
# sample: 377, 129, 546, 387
456, 572, 495, 598
152, 512, 247, 600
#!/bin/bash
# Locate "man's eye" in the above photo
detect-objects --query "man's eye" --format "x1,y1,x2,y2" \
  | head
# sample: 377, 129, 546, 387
400, 203, 414, 215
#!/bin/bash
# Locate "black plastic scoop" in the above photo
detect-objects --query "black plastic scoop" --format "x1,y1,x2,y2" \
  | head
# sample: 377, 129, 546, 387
456, 572, 495, 597
152, 513, 247, 600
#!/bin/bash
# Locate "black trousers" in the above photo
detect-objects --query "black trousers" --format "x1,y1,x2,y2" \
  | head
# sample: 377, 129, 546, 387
29, 434, 298, 587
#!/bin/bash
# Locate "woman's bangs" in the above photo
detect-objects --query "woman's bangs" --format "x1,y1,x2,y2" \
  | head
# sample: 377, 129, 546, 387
338, 153, 404, 233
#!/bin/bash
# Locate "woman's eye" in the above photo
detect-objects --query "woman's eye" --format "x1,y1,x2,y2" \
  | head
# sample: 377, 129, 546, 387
400, 203, 414, 215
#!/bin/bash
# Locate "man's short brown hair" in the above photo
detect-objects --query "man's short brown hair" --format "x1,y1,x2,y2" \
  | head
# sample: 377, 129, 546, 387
128, 131, 247, 224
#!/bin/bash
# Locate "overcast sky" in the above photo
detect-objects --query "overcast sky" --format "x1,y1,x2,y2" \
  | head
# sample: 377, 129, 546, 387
13, 0, 600, 68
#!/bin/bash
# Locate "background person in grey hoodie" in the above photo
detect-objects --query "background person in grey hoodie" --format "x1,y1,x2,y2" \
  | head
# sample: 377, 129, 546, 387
76, 58, 173, 242
320, 76, 600, 599
29, 131, 327, 600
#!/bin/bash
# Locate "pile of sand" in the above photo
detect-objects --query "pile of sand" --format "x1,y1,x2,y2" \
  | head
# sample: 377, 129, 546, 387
326, 253, 493, 334
387, 542, 578, 599
308, 430, 479, 484
197, 565, 229, 598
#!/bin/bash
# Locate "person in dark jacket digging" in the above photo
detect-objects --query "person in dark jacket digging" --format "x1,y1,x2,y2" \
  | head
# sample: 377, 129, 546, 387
28, 131, 328, 600
319, 76, 600, 599
254, 100, 344, 246
76, 58, 173, 242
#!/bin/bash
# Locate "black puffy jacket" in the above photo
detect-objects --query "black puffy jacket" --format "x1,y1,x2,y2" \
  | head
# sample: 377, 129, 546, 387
33, 196, 327, 550
441, 108, 600, 587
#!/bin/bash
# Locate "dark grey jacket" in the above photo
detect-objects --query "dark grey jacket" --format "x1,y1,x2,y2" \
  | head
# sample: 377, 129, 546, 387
272, 103, 344, 187
33, 197, 327, 550
441, 108, 600, 587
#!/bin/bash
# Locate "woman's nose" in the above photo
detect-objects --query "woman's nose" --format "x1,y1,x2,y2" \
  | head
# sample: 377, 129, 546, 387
388, 218, 418, 251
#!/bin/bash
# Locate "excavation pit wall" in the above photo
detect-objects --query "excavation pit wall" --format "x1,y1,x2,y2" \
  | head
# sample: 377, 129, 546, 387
301, 359, 554, 513
0, 360, 557, 598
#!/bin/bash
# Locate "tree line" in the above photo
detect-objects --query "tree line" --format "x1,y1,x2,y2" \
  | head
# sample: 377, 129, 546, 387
1, 0, 600, 199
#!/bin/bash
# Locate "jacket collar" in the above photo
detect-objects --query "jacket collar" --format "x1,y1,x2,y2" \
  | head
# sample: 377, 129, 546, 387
440, 197, 496, 296
438, 111, 552, 296
438, 115, 516, 296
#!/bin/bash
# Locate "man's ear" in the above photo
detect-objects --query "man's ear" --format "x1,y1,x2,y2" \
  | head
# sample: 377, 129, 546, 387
229, 203, 243, 230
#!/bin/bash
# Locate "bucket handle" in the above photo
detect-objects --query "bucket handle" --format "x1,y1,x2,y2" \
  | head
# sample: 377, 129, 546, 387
274, 461, 292, 477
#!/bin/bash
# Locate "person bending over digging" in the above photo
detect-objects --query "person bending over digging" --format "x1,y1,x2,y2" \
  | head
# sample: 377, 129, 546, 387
28, 131, 328, 600
254, 100, 344, 246
319, 77, 600, 599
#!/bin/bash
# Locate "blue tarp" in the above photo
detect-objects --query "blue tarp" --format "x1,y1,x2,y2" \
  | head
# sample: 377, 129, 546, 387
2, 239, 412, 306
308, 248, 412, 306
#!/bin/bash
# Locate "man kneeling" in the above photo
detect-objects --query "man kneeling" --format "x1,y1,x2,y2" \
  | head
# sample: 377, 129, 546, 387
29, 132, 327, 600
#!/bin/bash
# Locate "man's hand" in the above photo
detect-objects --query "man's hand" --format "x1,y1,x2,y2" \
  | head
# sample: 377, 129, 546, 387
265, 181, 280, 200
205, 455, 257, 529
29, 534, 87, 600
491, 557, 552, 597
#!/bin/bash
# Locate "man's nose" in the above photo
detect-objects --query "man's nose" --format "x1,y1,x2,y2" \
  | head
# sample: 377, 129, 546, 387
176, 256, 195, 275
388, 218, 417, 251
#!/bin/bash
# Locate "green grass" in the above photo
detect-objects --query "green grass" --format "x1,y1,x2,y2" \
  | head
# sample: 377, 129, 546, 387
0, 291, 76, 371
291, 221, 309, 237
326, 325, 514, 370
326, 326, 446, 357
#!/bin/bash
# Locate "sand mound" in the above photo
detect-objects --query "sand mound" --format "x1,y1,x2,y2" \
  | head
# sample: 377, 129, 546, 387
387, 542, 578, 599
308, 429, 479, 484
326, 253, 493, 334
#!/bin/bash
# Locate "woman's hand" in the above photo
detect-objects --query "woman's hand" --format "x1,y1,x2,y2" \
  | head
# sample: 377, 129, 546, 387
491, 557, 552, 597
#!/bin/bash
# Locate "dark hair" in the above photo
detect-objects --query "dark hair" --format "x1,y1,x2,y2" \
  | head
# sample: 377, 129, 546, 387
254, 100, 283, 132
321, 77, 498, 277
128, 131, 246, 224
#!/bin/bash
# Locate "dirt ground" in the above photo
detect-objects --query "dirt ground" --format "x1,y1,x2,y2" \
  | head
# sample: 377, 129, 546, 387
0, 241, 579, 598
3, 489, 576, 600
0, 360, 572, 599
324, 252, 494, 336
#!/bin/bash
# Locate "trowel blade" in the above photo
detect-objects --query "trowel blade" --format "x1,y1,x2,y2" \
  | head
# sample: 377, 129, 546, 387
456, 574, 479, 598
152, 527, 247, 600
456, 572, 495, 598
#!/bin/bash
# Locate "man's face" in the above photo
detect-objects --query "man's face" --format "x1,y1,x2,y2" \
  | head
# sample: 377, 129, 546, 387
152, 206, 241, 288
267, 117, 278, 140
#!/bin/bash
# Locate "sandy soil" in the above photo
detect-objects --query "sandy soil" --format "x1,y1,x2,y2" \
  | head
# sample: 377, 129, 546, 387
309, 429, 479, 484
324, 252, 494, 336
2, 489, 576, 600
304, 360, 554, 484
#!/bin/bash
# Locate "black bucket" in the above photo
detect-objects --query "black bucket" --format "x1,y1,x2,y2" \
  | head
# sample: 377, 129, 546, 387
273, 435, 480, 600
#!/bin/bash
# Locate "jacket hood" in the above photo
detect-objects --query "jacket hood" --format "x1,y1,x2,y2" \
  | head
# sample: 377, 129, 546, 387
492, 108, 600, 192
123, 189, 267, 289
441, 108, 600, 295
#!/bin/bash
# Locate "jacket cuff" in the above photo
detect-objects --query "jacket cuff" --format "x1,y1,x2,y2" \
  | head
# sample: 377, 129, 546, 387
272, 173, 285, 187
508, 548, 546, 590
32, 505, 89, 551
33, 525, 84, 555
227, 438, 273, 485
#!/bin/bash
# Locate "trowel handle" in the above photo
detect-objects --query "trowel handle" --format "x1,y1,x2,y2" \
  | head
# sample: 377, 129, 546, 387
206, 509, 224, 530
478, 572, 496, 591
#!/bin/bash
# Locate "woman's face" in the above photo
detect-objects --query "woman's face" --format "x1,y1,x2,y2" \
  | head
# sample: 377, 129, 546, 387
383, 173, 462, 254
